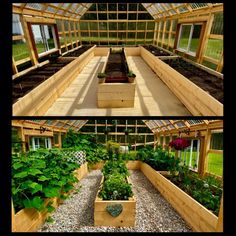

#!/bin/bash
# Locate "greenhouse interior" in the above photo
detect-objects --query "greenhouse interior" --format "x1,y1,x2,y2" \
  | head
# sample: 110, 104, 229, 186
12, 3, 223, 116
12, 119, 223, 232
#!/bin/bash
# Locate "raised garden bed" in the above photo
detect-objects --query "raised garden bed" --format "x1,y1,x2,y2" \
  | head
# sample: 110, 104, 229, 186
12, 45, 96, 115
140, 162, 222, 232
143, 45, 173, 57
62, 45, 93, 57
12, 162, 88, 232
97, 48, 136, 108
94, 175, 136, 227
164, 58, 223, 103
12, 57, 74, 104
140, 46, 223, 116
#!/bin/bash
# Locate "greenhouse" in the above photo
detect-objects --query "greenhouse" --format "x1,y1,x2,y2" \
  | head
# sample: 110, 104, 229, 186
12, 3, 223, 116
12, 119, 223, 232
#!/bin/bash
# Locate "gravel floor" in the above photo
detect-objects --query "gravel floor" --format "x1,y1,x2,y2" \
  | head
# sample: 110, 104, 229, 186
38, 170, 192, 232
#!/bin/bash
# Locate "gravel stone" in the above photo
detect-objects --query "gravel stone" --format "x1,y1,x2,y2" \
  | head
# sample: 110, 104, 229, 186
38, 170, 192, 232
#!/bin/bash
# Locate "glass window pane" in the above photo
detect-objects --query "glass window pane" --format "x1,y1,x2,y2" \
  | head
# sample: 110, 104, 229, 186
13, 40, 30, 61
207, 153, 223, 176
189, 24, 202, 53
204, 39, 223, 60
179, 25, 191, 50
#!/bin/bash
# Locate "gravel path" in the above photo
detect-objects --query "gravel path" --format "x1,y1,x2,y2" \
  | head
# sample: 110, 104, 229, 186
38, 170, 192, 232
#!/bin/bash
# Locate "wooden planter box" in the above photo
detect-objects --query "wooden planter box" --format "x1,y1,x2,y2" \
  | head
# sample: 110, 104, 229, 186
88, 161, 105, 170
140, 162, 220, 232
140, 46, 223, 116
89, 160, 140, 171
97, 48, 136, 108
94, 176, 136, 227
12, 162, 88, 232
13, 45, 96, 116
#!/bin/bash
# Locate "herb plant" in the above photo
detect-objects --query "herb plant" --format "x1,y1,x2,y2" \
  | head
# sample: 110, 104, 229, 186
99, 173, 133, 200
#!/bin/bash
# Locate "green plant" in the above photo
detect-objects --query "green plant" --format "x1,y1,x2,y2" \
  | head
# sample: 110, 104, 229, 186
106, 140, 120, 160
99, 173, 133, 200
168, 165, 223, 215
127, 71, 136, 78
46, 216, 54, 223
137, 146, 180, 171
102, 160, 129, 177
97, 72, 106, 78
12, 149, 80, 213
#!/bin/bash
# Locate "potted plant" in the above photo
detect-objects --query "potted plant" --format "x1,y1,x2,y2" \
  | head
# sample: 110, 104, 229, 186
104, 127, 110, 135
127, 71, 136, 83
98, 72, 106, 83
124, 128, 132, 135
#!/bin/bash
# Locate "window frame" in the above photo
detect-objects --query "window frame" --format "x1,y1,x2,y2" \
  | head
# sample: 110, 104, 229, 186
177, 23, 203, 56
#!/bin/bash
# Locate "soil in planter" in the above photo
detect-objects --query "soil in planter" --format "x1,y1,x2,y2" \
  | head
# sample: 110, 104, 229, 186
143, 45, 171, 56
62, 45, 93, 57
12, 57, 75, 104
105, 49, 129, 83
165, 58, 223, 103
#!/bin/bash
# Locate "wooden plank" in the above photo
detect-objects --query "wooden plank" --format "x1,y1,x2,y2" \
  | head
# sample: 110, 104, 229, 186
140, 162, 218, 232
23, 129, 53, 136
73, 162, 88, 181
216, 195, 223, 232
94, 176, 136, 227
20, 15, 38, 66
126, 161, 141, 170
94, 47, 110, 56
97, 100, 135, 108
24, 16, 56, 24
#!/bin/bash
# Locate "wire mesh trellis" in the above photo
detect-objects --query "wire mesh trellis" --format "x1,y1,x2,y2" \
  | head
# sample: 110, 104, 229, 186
62, 150, 86, 165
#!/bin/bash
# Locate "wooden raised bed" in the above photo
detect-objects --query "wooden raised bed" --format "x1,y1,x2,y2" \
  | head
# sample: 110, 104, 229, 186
94, 176, 136, 227
97, 48, 136, 108
140, 46, 223, 116
140, 162, 221, 232
11, 162, 88, 232
13, 45, 96, 116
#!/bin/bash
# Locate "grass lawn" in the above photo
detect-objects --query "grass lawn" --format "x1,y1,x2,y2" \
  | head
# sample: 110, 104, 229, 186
13, 35, 222, 65
178, 38, 223, 60
170, 150, 223, 177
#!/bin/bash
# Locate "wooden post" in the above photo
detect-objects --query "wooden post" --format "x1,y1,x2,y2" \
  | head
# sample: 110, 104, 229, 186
199, 129, 211, 176
216, 195, 223, 232
12, 57, 18, 74
12, 200, 16, 232
198, 14, 214, 64
17, 126, 26, 152
58, 132, 62, 148
163, 134, 166, 149
20, 15, 38, 66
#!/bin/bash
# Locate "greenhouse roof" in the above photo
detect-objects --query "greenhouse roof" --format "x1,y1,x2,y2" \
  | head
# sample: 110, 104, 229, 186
13, 120, 223, 134
12, 3, 223, 20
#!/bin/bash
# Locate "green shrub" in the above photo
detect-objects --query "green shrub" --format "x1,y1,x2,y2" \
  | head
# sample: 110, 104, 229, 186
102, 160, 129, 177
12, 149, 80, 213
137, 146, 180, 171
99, 173, 133, 200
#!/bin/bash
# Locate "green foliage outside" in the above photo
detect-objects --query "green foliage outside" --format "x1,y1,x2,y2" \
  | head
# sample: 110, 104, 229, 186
12, 149, 80, 213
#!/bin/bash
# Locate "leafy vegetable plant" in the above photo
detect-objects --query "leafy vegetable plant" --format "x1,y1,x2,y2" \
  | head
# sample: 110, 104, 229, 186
12, 149, 80, 213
